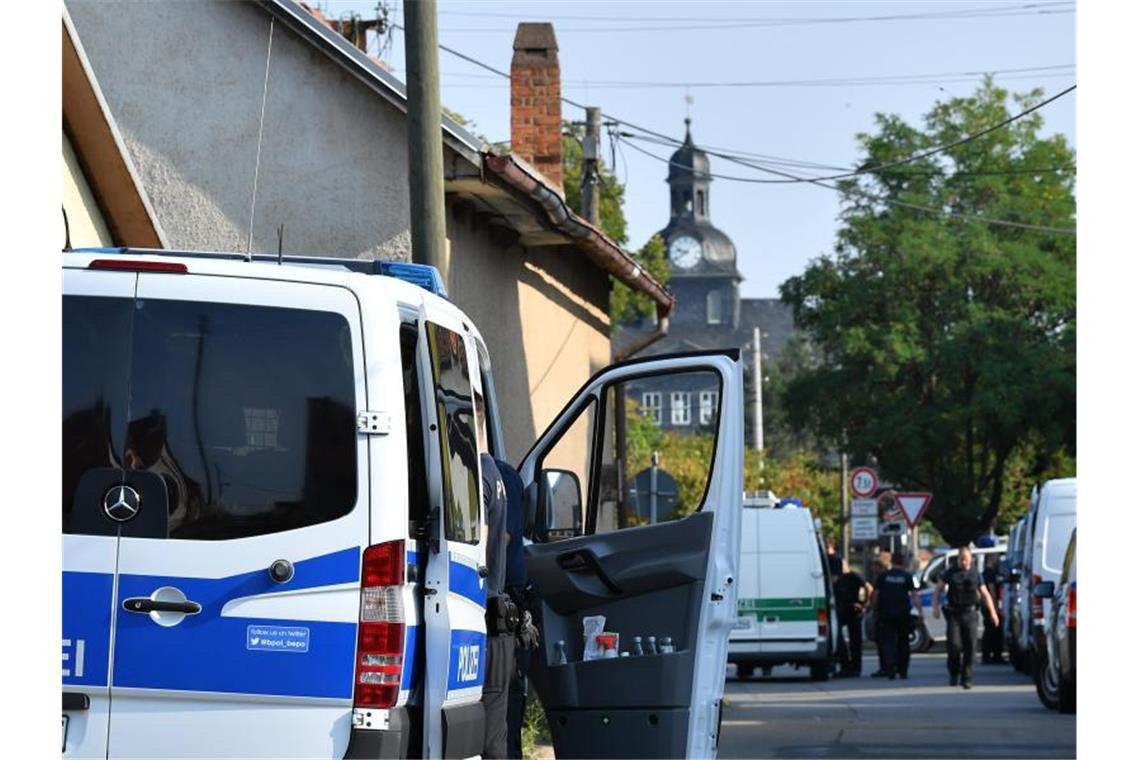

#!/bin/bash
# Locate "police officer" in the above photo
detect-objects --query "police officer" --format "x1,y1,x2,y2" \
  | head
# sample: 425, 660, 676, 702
494, 454, 534, 760
870, 552, 921, 680
833, 558, 873, 677
933, 546, 1000, 689
981, 554, 1006, 664
476, 394, 514, 759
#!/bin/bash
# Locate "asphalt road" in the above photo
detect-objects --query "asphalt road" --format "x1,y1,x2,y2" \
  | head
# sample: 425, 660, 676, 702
717, 653, 1075, 759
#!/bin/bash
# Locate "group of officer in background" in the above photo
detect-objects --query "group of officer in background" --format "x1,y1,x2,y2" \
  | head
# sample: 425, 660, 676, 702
828, 544, 1000, 689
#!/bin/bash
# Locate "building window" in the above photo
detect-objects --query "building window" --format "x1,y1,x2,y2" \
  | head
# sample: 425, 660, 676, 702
696, 190, 705, 215
641, 392, 661, 425
707, 290, 724, 325
670, 392, 691, 426
699, 391, 719, 426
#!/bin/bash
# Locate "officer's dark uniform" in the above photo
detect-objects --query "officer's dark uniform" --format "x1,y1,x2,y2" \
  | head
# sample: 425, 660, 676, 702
874, 565, 915, 679
834, 570, 868, 676
480, 453, 514, 760
495, 458, 529, 760
942, 563, 983, 686
981, 562, 1004, 663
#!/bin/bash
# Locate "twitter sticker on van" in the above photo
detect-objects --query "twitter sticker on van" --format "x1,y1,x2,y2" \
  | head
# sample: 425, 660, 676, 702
247, 625, 310, 653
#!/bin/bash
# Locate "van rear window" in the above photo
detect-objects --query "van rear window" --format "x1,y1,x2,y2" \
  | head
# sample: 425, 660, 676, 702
63, 295, 358, 539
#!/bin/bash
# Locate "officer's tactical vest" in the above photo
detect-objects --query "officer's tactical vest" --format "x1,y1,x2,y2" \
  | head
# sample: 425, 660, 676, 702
947, 569, 980, 608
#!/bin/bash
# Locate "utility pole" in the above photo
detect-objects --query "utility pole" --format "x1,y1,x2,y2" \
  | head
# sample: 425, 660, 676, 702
840, 452, 850, 563
404, 0, 449, 285
581, 106, 602, 226
752, 327, 763, 451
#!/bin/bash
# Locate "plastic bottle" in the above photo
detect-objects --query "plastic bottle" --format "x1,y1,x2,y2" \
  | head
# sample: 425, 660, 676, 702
554, 640, 568, 665
631, 636, 644, 656
660, 636, 674, 654
646, 636, 657, 655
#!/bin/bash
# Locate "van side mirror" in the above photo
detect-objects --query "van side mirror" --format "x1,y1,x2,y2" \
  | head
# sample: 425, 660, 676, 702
1033, 581, 1055, 599
535, 469, 583, 542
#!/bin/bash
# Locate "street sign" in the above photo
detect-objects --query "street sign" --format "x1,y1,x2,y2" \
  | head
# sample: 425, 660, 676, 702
894, 492, 933, 528
850, 498, 877, 517
851, 516, 879, 541
850, 467, 879, 498
879, 521, 905, 536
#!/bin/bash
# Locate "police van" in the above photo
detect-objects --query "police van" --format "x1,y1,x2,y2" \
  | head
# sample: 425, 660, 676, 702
62, 248, 744, 759
728, 496, 836, 681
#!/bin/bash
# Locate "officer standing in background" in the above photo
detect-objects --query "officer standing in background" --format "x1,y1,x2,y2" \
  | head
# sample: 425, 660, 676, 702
933, 546, 1000, 689
494, 454, 534, 760
870, 552, 921, 679
981, 554, 1006, 664
476, 394, 515, 759
834, 558, 873, 677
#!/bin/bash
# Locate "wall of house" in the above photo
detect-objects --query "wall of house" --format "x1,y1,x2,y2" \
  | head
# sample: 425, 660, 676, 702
447, 200, 612, 462
65, 0, 413, 259
62, 133, 113, 248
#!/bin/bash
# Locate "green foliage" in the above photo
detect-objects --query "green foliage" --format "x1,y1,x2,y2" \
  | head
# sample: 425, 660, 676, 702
778, 79, 1075, 545
762, 336, 830, 456
522, 691, 551, 759
749, 450, 843, 543
610, 235, 670, 324
561, 122, 670, 326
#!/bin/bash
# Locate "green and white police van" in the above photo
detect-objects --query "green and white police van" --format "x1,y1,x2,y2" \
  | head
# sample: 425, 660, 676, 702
728, 495, 837, 681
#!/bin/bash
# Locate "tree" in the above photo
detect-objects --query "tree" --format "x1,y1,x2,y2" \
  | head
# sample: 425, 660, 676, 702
779, 79, 1075, 545
561, 122, 670, 325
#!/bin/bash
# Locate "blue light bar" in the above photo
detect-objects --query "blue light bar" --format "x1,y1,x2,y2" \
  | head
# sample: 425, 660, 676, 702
376, 261, 449, 298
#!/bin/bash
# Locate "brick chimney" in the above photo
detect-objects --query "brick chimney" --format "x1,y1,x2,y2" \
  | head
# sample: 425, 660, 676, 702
511, 23, 562, 191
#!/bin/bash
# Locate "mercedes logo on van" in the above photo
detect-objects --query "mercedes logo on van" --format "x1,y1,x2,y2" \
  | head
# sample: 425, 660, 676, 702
103, 484, 141, 522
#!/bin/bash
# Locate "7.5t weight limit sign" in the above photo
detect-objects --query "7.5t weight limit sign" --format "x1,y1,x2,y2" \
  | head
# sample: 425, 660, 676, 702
850, 467, 879, 498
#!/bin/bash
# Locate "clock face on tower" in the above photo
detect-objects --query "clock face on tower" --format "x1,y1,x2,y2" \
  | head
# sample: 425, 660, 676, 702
669, 235, 702, 269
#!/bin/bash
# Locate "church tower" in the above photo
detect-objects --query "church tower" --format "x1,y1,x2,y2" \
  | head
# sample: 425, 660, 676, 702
655, 119, 743, 329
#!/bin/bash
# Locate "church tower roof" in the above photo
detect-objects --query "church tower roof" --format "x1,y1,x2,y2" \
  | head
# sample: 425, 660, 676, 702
667, 119, 711, 185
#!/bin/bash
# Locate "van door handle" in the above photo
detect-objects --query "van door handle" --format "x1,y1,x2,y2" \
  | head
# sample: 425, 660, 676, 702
556, 549, 622, 595
123, 598, 202, 615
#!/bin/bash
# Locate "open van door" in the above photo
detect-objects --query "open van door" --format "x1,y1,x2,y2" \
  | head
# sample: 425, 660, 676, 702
520, 350, 743, 759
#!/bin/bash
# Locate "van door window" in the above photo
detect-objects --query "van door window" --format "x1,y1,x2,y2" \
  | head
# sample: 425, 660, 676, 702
62, 296, 133, 534
598, 370, 723, 533
401, 321, 430, 529
126, 299, 358, 539
425, 322, 480, 545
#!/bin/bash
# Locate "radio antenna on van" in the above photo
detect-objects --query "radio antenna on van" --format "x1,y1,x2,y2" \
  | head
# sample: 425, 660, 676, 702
246, 17, 275, 262
277, 223, 284, 264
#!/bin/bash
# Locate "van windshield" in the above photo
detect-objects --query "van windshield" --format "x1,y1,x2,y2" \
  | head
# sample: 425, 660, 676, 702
63, 295, 358, 539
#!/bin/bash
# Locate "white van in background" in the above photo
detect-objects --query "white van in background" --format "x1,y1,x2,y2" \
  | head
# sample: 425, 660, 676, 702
1026, 478, 1077, 665
729, 497, 835, 681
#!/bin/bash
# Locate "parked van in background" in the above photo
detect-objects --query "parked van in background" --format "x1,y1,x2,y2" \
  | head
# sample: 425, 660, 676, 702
1024, 478, 1077, 680
1003, 516, 1030, 670
1034, 527, 1076, 713
62, 249, 745, 760
729, 499, 836, 681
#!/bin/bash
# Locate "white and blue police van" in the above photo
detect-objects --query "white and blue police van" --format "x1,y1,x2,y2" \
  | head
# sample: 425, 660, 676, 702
62, 248, 744, 759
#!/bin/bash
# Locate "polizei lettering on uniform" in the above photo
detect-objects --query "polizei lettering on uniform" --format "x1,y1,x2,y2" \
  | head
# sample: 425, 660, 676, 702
62, 638, 86, 678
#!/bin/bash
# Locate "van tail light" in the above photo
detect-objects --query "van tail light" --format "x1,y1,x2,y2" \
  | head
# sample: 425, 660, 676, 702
1031, 574, 1044, 621
354, 540, 406, 709
1066, 584, 1076, 629
817, 608, 828, 638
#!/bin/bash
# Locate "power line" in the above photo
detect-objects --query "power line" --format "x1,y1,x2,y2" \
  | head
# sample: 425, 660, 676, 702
394, 30, 1075, 235
617, 135, 1075, 235
618, 84, 1075, 184
429, 3, 1074, 33
433, 2, 1072, 24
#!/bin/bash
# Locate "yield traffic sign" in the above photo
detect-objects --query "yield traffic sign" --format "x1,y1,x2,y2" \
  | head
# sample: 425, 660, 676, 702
895, 492, 933, 528
850, 467, 879, 498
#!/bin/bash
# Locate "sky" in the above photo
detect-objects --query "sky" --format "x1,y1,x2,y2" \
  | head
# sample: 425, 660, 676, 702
321, 0, 1076, 298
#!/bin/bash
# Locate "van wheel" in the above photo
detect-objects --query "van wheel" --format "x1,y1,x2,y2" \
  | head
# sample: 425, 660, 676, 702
1057, 674, 1076, 714
1035, 654, 1060, 710
810, 662, 830, 681
909, 623, 930, 653
737, 663, 755, 680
